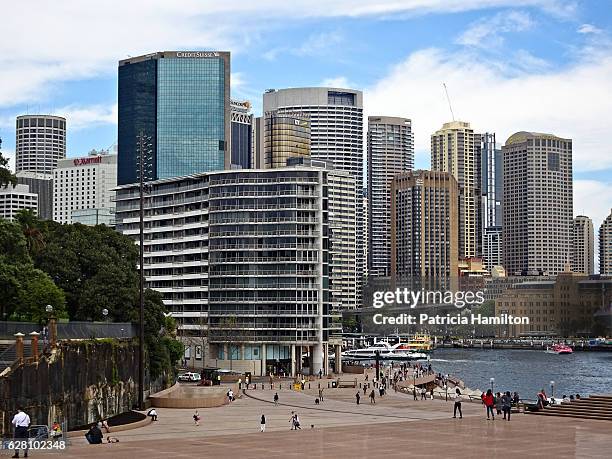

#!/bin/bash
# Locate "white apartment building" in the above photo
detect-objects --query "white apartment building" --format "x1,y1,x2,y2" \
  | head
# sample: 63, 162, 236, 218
53, 151, 117, 224
0, 184, 38, 221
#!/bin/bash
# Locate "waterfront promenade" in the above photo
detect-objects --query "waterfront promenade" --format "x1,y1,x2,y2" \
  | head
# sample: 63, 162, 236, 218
54, 375, 612, 459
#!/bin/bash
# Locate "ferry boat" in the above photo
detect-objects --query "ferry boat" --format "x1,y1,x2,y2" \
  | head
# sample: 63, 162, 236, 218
403, 334, 434, 353
545, 343, 573, 355
342, 342, 427, 361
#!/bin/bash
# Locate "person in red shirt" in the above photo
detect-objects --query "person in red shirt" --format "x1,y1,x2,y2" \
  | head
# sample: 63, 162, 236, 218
483, 389, 495, 420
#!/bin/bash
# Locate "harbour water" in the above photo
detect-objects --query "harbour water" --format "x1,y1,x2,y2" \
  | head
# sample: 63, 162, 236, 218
429, 348, 612, 400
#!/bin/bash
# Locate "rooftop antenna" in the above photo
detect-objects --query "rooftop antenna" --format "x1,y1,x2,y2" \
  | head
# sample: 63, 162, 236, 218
443, 83, 455, 121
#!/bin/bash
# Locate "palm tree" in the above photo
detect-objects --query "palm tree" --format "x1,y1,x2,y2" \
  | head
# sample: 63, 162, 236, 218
15, 209, 45, 255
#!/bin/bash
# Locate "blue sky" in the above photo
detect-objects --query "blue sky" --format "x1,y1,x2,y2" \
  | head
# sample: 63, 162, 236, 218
0, 0, 611, 228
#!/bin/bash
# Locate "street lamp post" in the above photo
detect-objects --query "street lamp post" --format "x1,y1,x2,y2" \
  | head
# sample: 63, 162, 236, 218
136, 131, 153, 411
102, 308, 109, 323
550, 380, 555, 398
490, 377, 495, 392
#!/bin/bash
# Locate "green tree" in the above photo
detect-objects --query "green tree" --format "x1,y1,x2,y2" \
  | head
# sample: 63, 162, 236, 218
0, 220, 30, 265
33, 222, 139, 320
0, 263, 66, 322
0, 147, 17, 189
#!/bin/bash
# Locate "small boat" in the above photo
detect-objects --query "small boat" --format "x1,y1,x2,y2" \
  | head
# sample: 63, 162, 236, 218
545, 344, 573, 355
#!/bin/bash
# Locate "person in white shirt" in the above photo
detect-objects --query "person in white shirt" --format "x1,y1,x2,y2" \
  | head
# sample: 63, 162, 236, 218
453, 388, 463, 419
11, 407, 30, 458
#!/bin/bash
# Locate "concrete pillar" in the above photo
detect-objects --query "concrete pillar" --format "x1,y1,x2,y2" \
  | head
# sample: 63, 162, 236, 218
335, 344, 342, 374
261, 344, 267, 377
290, 344, 296, 378
323, 343, 329, 376
240, 343, 245, 361
312, 342, 323, 376
49, 317, 57, 347
14, 333, 25, 363
223, 343, 229, 360
29, 331, 40, 360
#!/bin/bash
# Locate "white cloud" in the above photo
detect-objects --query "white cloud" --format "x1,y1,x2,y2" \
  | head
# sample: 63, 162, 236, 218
456, 10, 534, 48
295, 31, 344, 56
366, 47, 612, 173
0, 0, 577, 108
578, 24, 603, 35
320, 76, 353, 88
58, 104, 118, 130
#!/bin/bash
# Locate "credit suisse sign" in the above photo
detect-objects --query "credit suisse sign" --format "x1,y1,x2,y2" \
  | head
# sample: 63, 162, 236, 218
176, 52, 219, 58
73, 156, 102, 166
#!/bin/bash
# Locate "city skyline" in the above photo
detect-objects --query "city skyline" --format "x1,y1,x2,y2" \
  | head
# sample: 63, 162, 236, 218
0, 1, 610, 231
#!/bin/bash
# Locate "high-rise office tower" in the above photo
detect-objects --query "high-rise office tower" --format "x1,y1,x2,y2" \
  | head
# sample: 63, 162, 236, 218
431, 121, 482, 260
15, 115, 65, 219
362, 189, 369, 279
502, 132, 573, 275
391, 170, 459, 278
264, 111, 310, 168
117, 51, 230, 185
571, 215, 594, 275
600, 209, 612, 275
230, 100, 253, 169
263, 87, 364, 305
15, 115, 66, 174
481, 132, 503, 269
367, 116, 414, 277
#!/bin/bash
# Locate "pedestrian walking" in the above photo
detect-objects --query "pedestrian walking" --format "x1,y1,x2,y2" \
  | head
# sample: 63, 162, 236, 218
355, 392, 360, 405
369, 390, 376, 404
421, 387, 427, 400
483, 389, 495, 420
260, 414, 266, 432
193, 410, 201, 426
11, 407, 30, 458
453, 388, 463, 419
274, 392, 279, 406
502, 391, 512, 421
292, 412, 301, 430
413, 387, 418, 401
495, 392, 503, 415
290, 411, 296, 430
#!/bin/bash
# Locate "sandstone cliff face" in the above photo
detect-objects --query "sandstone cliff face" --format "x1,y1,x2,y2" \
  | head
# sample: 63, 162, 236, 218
0, 340, 170, 435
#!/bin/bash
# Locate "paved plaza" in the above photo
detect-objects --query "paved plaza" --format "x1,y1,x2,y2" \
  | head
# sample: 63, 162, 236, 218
43, 379, 612, 459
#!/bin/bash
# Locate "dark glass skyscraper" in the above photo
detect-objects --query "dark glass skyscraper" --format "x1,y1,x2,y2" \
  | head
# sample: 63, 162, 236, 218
118, 51, 230, 185
230, 100, 253, 169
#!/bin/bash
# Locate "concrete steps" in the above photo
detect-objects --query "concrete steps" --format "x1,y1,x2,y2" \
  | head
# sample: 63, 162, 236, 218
527, 395, 612, 421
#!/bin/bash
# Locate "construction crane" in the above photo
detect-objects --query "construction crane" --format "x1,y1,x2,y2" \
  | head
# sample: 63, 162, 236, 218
443, 83, 455, 121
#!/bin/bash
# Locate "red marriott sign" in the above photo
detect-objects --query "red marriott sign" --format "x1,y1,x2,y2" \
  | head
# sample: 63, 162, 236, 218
73, 156, 102, 166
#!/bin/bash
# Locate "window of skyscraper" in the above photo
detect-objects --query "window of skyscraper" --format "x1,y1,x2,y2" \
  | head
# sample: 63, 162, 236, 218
548, 152, 560, 171
327, 91, 355, 106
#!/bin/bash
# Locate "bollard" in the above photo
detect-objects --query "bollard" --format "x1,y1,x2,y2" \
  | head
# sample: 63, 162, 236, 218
328, 382, 330, 388
14, 333, 25, 363
280, 384, 282, 390
318, 382, 320, 389
29, 331, 40, 361
270, 384, 273, 390
309, 383, 311, 389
